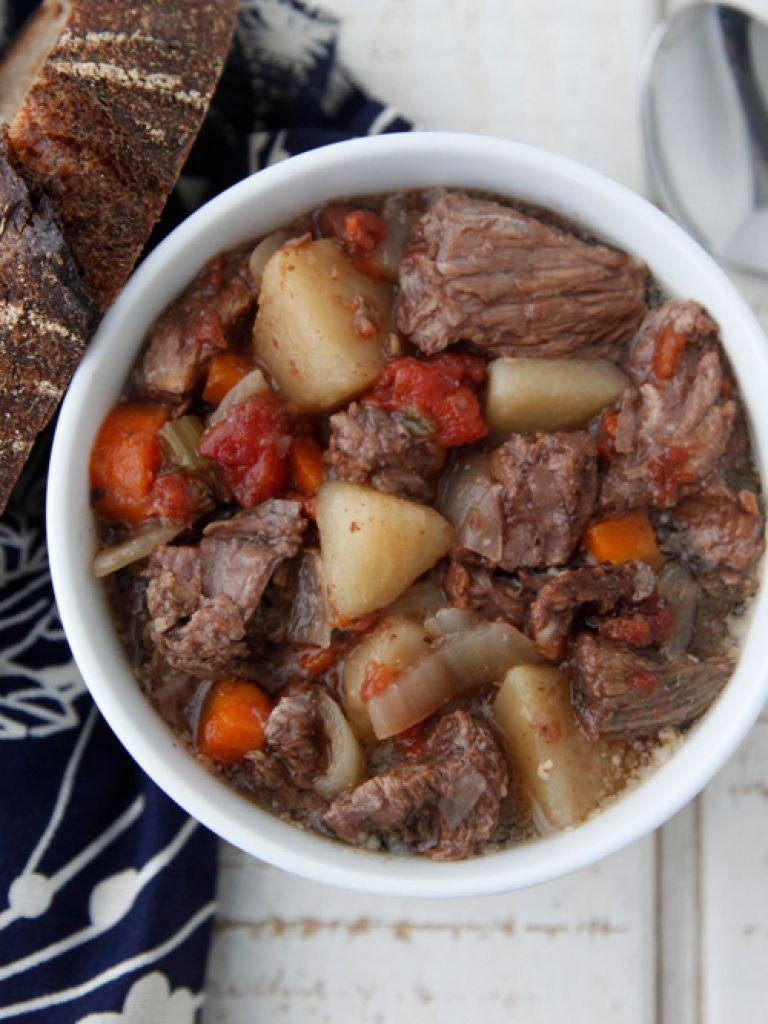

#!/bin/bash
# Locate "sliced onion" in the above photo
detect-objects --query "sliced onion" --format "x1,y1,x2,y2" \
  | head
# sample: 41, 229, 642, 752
94, 521, 184, 578
437, 453, 504, 562
249, 229, 292, 288
374, 195, 420, 281
287, 550, 332, 648
438, 767, 488, 831
159, 415, 207, 472
314, 691, 364, 799
439, 620, 542, 686
367, 620, 542, 739
208, 368, 268, 425
385, 579, 446, 621
424, 606, 477, 638
658, 561, 700, 657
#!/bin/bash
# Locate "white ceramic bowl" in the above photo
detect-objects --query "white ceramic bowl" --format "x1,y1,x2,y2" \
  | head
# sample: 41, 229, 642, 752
47, 132, 768, 897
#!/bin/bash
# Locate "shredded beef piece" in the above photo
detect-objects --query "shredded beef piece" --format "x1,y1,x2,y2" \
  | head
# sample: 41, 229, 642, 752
444, 560, 528, 628
490, 432, 597, 570
324, 402, 444, 501
324, 710, 507, 860
600, 302, 737, 511
264, 682, 327, 789
567, 632, 734, 739
528, 561, 656, 660
657, 486, 763, 602
663, 489, 763, 572
139, 248, 258, 401
201, 500, 305, 616
145, 499, 305, 676
161, 594, 251, 675
396, 191, 647, 358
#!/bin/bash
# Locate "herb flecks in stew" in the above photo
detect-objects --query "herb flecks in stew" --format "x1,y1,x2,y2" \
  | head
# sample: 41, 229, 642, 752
91, 189, 764, 861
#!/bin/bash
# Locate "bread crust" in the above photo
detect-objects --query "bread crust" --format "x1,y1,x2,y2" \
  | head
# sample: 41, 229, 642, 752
0, 137, 98, 510
6, 0, 239, 310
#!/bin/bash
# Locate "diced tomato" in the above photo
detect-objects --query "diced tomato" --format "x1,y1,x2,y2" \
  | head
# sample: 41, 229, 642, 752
318, 204, 387, 261
145, 470, 209, 524
290, 436, 325, 495
89, 403, 169, 523
597, 597, 675, 649
203, 350, 254, 405
646, 446, 696, 506
365, 353, 488, 447
653, 321, 687, 380
297, 646, 337, 678
197, 679, 272, 762
396, 722, 427, 756
361, 661, 396, 703
198, 392, 292, 507
596, 407, 619, 461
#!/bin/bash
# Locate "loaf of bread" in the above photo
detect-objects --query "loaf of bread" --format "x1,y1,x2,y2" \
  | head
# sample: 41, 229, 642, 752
0, 138, 98, 507
0, 0, 239, 511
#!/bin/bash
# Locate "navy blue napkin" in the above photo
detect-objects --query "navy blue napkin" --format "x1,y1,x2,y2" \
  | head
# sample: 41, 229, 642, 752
0, 2, 409, 1020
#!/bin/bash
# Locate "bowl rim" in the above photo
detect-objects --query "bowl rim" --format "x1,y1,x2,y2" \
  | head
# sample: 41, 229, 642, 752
47, 131, 768, 897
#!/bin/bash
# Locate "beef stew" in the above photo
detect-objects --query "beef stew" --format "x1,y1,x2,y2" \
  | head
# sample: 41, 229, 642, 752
90, 189, 764, 860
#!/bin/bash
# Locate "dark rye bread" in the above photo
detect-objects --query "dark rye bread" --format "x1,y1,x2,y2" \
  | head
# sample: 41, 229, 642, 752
3, 0, 239, 310
0, 137, 98, 508
0, 0, 238, 511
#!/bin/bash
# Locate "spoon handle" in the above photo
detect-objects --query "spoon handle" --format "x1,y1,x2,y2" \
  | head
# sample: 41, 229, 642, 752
719, 6, 768, 203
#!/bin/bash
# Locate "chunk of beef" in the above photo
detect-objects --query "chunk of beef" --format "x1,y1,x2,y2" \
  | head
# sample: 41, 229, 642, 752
567, 632, 734, 739
146, 545, 202, 631
145, 499, 305, 676
657, 486, 763, 602
264, 682, 327, 789
396, 191, 647, 358
490, 432, 597, 570
528, 561, 656, 660
201, 499, 306, 616
324, 402, 444, 501
159, 594, 251, 676
139, 248, 258, 401
600, 302, 737, 511
324, 709, 507, 860
444, 560, 528, 628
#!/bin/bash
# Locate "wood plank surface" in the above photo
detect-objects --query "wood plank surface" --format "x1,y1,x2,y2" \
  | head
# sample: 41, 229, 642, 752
204, 1, 768, 1021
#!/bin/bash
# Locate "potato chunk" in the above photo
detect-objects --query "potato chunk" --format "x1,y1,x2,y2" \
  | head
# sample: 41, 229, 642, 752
316, 481, 453, 624
252, 239, 391, 412
493, 664, 615, 830
485, 356, 628, 435
342, 616, 432, 740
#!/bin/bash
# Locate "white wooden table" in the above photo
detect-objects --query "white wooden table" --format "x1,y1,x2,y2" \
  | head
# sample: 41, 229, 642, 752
204, 2, 768, 1021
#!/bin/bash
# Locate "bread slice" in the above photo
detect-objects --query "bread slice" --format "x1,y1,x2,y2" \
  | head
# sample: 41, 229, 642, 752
0, 137, 98, 510
0, 0, 239, 511
2, 0, 239, 310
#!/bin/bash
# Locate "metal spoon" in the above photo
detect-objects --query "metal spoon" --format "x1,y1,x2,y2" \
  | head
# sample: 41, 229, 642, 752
641, 2, 768, 275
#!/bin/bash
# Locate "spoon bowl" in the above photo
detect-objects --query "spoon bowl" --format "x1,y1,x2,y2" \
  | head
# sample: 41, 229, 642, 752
641, 2, 768, 275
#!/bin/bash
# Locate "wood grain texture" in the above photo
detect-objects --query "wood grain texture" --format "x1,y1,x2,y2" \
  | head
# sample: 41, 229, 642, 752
204, 840, 656, 1024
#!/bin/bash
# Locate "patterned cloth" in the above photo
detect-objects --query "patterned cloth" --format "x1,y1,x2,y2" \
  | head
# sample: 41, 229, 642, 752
0, 1, 409, 1020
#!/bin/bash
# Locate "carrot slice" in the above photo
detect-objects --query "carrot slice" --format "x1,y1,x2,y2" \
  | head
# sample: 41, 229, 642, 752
89, 403, 169, 523
203, 351, 254, 405
584, 511, 663, 569
197, 680, 272, 762
290, 436, 325, 495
